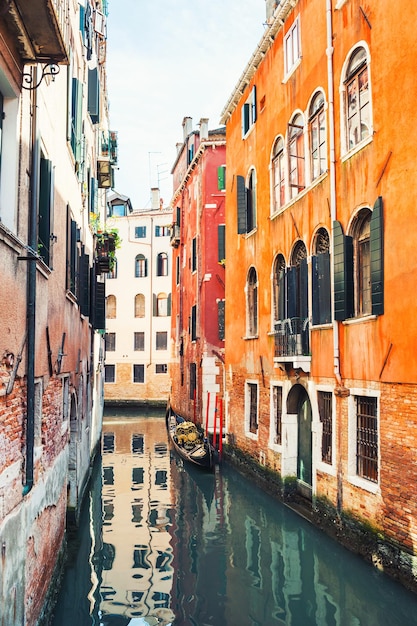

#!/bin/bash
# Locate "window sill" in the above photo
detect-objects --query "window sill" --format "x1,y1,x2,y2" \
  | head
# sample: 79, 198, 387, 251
335, 0, 348, 9
243, 334, 259, 341
347, 474, 380, 495
311, 322, 333, 330
342, 314, 377, 326
341, 134, 373, 163
317, 461, 337, 477
282, 57, 302, 84
242, 226, 258, 238
245, 430, 258, 441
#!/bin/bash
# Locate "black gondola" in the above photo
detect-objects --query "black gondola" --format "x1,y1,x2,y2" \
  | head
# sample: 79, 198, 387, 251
166, 405, 216, 471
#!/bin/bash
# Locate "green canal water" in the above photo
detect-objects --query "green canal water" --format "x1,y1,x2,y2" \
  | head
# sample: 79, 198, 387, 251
50, 411, 417, 626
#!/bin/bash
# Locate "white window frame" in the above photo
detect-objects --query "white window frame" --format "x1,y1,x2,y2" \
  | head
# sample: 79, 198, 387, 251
314, 385, 337, 477
245, 380, 259, 440
269, 383, 284, 451
242, 86, 257, 138
347, 388, 380, 494
284, 17, 301, 79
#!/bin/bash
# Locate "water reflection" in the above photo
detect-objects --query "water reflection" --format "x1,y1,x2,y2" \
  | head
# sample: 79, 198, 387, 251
51, 413, 417, 626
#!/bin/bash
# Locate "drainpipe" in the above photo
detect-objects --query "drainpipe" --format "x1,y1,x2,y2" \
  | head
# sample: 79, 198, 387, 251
326, 0, 342, 387
23, 67, 39, 496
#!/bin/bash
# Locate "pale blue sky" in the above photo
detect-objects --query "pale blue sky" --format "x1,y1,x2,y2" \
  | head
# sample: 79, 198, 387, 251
106, 1, 266, 208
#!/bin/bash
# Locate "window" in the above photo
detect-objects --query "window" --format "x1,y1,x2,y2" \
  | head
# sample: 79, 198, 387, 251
62, 376, 70, 421
133, 364, 145, 383
272, 254, 286, 326
318, 391, 333, 464
135, 293, 145, 317
272, 385, 283, 445
135, 254, 147, 277
218, 300, 225, 341
284, 17, 301, 76
242, 86, 257, 137
157, 252, 168, 276
155, 225, 169, 237
132, 434, 144, 454
246, 382, 258, 436
272, 137, 285, 212
344, 46, 371, 151
135, 226, 146, 238
246, 267, 258, 337
191, 238, 197, 273
309, 92, 326, 180
190, 363, 197, 401
106, 294, 116, 318
156, 364, 168, 374
154, 292, 169, 317
236, 170, 257, 235
218, 225, 225, 264
38, 154, 54, 267
156, 331, 167, 351
176, 256, 180, 285
356, 395, 378, 483
0, 87, 19, 232
288, 113, 305, 199
105, 332, 116, 351
333, 198, 384, 320
312, 228, 331, 325
103, 432, 115, 453
190, 305, 197, 341
134, 332, 145, 351
105, 364, 115, 383
70, 77, 83, 169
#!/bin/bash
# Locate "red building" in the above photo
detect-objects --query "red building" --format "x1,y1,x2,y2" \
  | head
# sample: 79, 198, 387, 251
170, 118, 226, 434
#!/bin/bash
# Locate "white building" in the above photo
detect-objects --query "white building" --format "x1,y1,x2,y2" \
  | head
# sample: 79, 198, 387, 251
104, 190, 172, 406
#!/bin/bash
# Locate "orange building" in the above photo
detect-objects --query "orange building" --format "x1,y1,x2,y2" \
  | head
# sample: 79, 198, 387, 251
221, 0, 417, 588
169, 118, 226, 432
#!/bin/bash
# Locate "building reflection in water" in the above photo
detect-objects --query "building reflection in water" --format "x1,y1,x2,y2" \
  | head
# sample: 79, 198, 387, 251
101, 415, 175, 625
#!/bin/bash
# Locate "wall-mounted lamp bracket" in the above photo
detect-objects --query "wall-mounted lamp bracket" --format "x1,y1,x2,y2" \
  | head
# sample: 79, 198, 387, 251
22, 63, 60, 90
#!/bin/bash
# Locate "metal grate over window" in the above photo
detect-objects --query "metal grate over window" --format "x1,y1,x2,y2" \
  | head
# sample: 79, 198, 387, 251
318, 391, 332, 464
356, 396, 378, 482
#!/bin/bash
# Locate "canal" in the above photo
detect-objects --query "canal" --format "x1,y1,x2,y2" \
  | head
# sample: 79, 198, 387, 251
51, 410, 417, 626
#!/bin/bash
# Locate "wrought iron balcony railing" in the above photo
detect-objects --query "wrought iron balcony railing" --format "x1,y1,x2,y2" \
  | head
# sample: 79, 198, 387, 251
274, 317, 310, 358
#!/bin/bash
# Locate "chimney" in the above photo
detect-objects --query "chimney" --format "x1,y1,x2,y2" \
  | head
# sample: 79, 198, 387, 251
151, 187, 160, 210
182, 116, 193, 141
199, 118, 209, 141
265, 0, 277, 23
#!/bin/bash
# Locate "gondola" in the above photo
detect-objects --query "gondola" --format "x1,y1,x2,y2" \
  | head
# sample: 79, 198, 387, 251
166, 405, 216, 471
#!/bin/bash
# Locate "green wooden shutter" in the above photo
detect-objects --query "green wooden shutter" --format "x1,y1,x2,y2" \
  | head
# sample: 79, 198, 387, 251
218, 224, 225, 262
38, 157, 52, 266
299, 257, 308, 320
218, 300, 225, 341
88, 68, 100, 124
167, 293, 172, 316
218, 166, 226, 191
287, 266, 298, 319
312, 252, 331, 325
370, 196, 384, 316
237, 175, 247, 234
80, 251, 90, 317
251, 85, 257, 123
333, 220, 354, 321
242, 103, 250, 136
93, 280, 106, 330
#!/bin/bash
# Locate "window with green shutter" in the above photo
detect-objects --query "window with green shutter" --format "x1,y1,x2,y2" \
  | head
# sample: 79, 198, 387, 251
218, 224, 225, 263
218, 165, 226, 191
38, 156, 53, 267
370, 196, 384, 316
333, 220, 354, 321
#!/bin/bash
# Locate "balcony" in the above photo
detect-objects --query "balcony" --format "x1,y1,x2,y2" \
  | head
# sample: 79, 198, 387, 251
95, 231, 119, 275
4, 0, 69, 65
170, 224, 180, 248
273, 317, 311, 373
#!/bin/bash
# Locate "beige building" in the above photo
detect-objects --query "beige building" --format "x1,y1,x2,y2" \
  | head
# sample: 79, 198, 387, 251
104, 190, 172, 405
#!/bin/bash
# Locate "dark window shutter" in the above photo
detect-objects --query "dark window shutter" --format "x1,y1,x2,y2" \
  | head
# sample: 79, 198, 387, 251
370, 196, 384, 316
80, 251, 90, 316
287, 266, 298, 319
39, 157, 52, 266
218, 224, 225, 262
70, 219, 77, 293
299, 257, 308, 320
167, 293, 172, 316
242, 103, 250, 135
312, 252, 331, 325
278, 268, 286, 321
176, 206, 181, 227
218, 166, 226, 191
237, 175, 247, 234
93, 280, 106, 330
218, 300, 225, 341
333, 220, 354, 321
153, 293, 157, 316
252, 85, 257, 123
88, 68, 100, 124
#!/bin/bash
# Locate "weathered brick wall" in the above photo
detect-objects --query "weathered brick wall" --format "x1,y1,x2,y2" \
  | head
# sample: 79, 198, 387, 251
104, 362, 170, 403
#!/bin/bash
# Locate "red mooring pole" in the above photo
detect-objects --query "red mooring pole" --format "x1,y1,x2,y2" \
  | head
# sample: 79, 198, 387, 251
213, 395, 218, 450
205, 392, 210, 436
219, 397, 223, 458
193, 387, 196, 422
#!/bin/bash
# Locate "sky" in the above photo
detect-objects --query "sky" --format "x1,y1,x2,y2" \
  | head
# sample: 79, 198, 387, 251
105, 1, 266, 209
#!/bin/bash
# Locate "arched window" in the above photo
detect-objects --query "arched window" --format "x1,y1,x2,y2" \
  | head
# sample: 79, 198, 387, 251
157, 252, 168, 276
312, 228, 331, 325
309, 92, 326, 180
155, 292, 168, 317
246, 267, 258, 337
288, 113, 305, 199
351, 209, 372, 316
106, 294, 116, 319
272, 137, 285, 212
344, 46, 371, 151
272, 254, 286, 325
135, 254, 147, 277
134, 293, 145, 318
